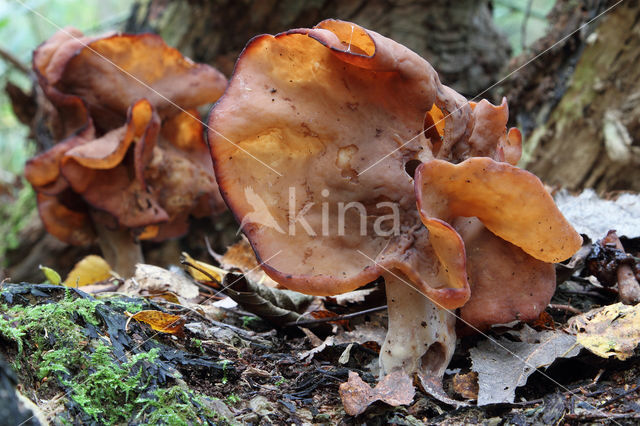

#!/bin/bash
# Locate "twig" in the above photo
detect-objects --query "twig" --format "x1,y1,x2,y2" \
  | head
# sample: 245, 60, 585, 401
179, 258, 222, 288
590, 369, 605, 387
0, 46, 30, 75
548, 303, 582, 315
285, 305, 387, 327
565, 412, 640, 420
598, 381, 640, 408
603, 230, 640, 304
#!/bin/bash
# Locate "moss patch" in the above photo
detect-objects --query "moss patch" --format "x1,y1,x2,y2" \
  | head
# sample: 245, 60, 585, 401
0, 284, 232, 425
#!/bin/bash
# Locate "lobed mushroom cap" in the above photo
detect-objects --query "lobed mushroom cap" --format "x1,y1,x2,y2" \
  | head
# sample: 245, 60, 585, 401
415, 157, 582, 263
209, 19, 471, 308
35, 29, 227, 132
27, 29, 228, 245
36, 191, 95, 246
453, 217, 555, 330
415, 157, 582, 329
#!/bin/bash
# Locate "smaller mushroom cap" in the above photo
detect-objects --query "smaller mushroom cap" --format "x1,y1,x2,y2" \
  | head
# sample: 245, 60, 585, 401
453, 217, 555, 330
415, 157, 582, 263
415, 157, 582, 330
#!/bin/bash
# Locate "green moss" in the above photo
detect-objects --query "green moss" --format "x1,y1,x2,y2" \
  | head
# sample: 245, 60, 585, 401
136, 386, 229, 425
103, 298, 145, 314
65, 344, 159, 424
0, 289, 232, 424
0, 289, 100, 359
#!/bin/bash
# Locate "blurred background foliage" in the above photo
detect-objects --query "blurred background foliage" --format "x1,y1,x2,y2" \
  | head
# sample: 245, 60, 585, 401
0, 0, 555, 263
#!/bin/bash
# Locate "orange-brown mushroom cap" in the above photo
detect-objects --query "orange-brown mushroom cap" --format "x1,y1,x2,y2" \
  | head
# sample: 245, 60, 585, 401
36, 191, 94, 246
464, 98, 522, 165
209, 19, 471, 308
415, 157, 582, 263
60, 100, 224, 238
25, 124, 95, 195
27, 29, 228, 247
415, 157, 582, 329
453, 217, 556, 330
33, 28, 227, 134
60, 99, 168, 229
53, 32, 227, 131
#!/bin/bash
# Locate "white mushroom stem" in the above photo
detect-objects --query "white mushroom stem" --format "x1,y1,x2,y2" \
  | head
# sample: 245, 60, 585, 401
379, 272, 456, 382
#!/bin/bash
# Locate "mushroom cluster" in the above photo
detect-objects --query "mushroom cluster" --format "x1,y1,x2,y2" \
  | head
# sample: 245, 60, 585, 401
208, 20, 581, 398
25, 29, 228, 276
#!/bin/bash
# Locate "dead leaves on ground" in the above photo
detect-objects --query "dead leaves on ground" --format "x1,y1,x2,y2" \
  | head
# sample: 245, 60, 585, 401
339, 371, 415, 416
125, 310, 186, 335
469, 325, 581, 405
31, 201, 640, 418
570, 302, 640, 360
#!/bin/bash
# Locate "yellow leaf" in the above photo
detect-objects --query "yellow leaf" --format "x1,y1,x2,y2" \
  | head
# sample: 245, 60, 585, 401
39, 265, 61, 285
570, 302, 640, 360
181, 252, 226, 286
63, 255, 113, 287
219, 239, 279, 287
126, 310, 185, 334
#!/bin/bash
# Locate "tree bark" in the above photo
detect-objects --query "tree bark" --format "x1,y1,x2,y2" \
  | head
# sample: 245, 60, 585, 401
125, 0, 510, 97
504, 0, 640, 193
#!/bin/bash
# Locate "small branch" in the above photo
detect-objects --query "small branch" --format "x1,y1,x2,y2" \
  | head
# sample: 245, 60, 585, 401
603, 230, 640, 304
598, 381, 640, 408
0, 47, 30, 75
548, 303, 582, 315
285, 305, 387, 327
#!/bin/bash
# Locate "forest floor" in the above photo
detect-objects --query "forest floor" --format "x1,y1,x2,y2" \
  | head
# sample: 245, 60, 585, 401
2, 254, 640, 426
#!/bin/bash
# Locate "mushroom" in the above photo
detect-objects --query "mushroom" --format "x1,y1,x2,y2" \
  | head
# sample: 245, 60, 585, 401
418, 97, 580, 331
25, 29, 228, 276
209, 19, 469, 392
415, 158, 582, 331
207, 19, 580, 401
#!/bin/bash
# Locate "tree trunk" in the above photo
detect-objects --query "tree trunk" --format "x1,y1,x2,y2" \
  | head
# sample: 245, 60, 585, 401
504, 0, 640, 193
125, 0, 510, 97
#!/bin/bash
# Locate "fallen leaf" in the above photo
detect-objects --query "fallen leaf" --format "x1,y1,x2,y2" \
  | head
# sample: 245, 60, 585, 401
339, 371, 415, 416
470, 327, 581, 405
532, 311, 555, 330
555, 189, 640, 240
223, 272, 314, 326
216, 239, 279, 287
126, 310, 185, 334
121, 264, 199, 302
453, 371, 479, 400
335, 323, 387, 347
39, 265, 61, 285
309, 309, 350, 329
145, 290, 181, 304
63, 255, 112, 286
569, 302, 640, 360
181, 252, 225, 287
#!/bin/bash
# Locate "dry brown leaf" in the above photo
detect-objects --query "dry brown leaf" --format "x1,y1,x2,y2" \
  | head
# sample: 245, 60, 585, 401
126, 310, 185, 334
121, 264, 199, 302
217, 239, 278, 287
453, 371, 479, 400
339, 371, 415, 416
63, 255, 112, 287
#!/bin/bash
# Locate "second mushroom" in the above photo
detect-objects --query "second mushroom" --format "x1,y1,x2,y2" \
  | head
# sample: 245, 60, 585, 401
208, 20, 581, 400
25, 29, 228, 277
